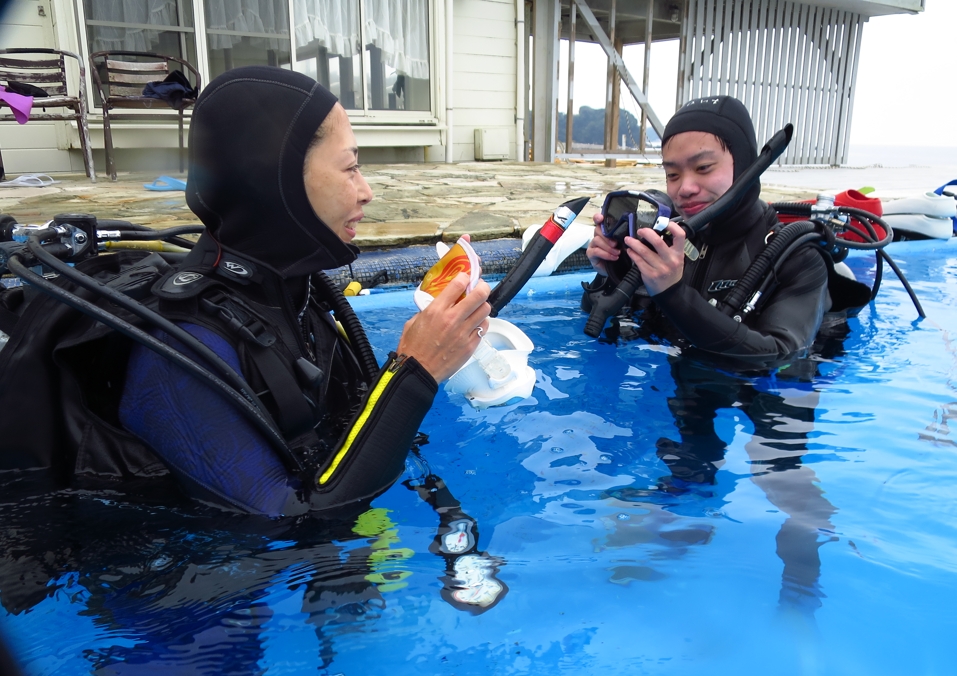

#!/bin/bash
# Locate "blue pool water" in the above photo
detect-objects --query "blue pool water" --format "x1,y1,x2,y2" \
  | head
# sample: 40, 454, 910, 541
3, 240, 957, 675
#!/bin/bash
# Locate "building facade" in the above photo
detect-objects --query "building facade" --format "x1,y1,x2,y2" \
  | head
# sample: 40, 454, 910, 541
0, 0, 525, 175
0, 0, 923, 175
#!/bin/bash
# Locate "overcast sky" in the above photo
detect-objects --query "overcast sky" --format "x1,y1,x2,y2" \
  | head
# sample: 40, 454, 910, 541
558, 0, 956, 149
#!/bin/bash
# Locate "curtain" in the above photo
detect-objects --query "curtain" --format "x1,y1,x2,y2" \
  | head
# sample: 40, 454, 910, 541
206, 0, 290, 50
87, 0, 179, 53
364, 0, 429, 80
294, 0, 429, 78
293, 0, 360, 57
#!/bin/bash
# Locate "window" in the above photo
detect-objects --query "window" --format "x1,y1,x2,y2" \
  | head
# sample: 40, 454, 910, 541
84, 0, 198, 63
292, 0, 431, 112
79, 0, 433, 118
205, 0, 291, 79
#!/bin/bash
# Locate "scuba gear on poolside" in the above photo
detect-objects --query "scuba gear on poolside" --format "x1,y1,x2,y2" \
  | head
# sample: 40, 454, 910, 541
487, 196, 590, 316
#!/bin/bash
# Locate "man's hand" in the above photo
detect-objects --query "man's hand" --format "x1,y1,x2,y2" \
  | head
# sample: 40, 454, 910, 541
623, 221, 686, 296
585, 213, 621, 276
397, 272, 491, 383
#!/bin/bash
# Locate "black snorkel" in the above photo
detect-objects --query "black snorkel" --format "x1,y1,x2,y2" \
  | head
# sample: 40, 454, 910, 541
583, 124, 794, 338
488, 196, 590, 316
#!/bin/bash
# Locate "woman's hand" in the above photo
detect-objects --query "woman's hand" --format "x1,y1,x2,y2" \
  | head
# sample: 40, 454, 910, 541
623, 221, 685, 296
585, 213, 621, 276
398, 272, 491, 383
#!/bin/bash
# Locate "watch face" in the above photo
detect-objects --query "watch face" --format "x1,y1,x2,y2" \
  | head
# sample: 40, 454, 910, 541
417, 237, 479, 309
441, 519, 475, 554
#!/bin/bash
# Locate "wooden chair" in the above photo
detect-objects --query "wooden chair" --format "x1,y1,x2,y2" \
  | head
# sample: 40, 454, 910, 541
89, 51, 201, 181
0, 48, 96, 181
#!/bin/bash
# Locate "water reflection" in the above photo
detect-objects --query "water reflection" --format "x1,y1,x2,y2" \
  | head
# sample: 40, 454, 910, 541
657, 355, 838, 615
405, 473, 508, 614
507, 309, 847, 622
0, 468, 501, 673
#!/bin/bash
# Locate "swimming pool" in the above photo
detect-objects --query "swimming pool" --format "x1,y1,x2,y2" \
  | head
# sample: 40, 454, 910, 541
2, 240, 957, 675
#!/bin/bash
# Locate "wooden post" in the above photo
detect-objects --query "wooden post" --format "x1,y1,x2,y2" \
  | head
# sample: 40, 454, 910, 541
602, 0, 617, 168
640, 0, 653, 153
566, 3, 576, 153
606, 35, 622, 167
532, 0, 560, 163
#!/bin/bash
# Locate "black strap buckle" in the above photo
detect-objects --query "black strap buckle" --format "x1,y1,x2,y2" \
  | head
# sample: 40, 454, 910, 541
199, 289, 276, 347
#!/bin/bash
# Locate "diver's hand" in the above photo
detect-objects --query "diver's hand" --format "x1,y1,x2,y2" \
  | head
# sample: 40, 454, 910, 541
586, 213, 621, 276
624, 221, 685, 296
398, 272, 491, 383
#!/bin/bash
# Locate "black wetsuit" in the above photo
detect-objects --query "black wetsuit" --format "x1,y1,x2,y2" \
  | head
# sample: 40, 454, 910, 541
639, 199, 830, 361
118, 235, 439, 517
112, 66, 440, 517
633, 200, 837, 615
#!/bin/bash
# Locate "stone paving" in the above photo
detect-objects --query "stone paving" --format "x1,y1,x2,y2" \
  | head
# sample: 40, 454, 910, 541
0, 161, 829, 250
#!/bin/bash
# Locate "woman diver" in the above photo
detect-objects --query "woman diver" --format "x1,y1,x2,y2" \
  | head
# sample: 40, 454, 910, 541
20, 66, 491, 517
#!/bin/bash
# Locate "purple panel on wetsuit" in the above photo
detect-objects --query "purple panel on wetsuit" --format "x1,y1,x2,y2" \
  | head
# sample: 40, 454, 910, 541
119, 322, 298, 516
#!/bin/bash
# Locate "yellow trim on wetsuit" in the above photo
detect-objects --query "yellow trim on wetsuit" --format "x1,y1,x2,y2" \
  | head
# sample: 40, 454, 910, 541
317, 358, 400, 485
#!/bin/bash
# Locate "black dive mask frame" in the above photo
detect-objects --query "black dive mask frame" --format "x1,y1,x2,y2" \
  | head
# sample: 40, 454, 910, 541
600, 190, 673, 241
597, 189, 674, 286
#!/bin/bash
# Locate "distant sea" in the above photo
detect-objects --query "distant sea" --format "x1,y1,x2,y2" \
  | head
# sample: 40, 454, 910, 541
765, 145, 957, 193
847, 145, 957, 168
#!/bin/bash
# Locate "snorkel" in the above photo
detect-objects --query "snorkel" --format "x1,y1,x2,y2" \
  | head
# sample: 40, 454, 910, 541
583, 124, 794, 338
487, 196, 590, 316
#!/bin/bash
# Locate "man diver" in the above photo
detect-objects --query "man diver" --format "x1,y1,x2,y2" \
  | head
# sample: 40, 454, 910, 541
586, 95, 830, 359
585, 97, 840, 616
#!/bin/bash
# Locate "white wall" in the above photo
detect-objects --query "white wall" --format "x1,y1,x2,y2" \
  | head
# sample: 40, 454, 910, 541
452, 0, 518, 161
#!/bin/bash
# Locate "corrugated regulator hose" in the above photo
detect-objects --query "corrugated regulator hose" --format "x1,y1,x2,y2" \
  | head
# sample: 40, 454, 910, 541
719, 220, 821, 316
313, 271, 381, 383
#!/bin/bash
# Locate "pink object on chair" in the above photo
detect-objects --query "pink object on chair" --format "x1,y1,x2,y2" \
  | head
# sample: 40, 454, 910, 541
0, 85, 33, 124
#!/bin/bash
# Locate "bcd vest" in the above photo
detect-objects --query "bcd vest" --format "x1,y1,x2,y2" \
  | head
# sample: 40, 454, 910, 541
0, 247, 367, 485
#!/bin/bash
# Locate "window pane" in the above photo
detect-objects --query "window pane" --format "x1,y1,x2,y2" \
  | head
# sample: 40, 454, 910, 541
205, 1, 291, 80
84, 0, 196, 62
363, 0, 430, 111
84, 0, 198, 106
293, 0, 362, 110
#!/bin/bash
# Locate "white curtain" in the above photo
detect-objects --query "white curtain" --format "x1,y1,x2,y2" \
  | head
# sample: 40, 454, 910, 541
294, 0, 360, 58
206, 0, 290, 50
364, 0, 429, 80
88, 0, 179, 53
294, 0, 429, 78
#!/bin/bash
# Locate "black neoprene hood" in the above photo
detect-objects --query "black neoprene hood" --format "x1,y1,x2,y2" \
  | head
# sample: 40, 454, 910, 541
661, 95, 758, 179
186, 66, 358, 278
662, 95, 762, 234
